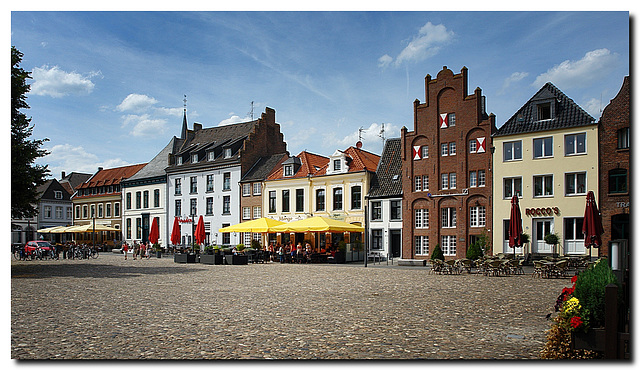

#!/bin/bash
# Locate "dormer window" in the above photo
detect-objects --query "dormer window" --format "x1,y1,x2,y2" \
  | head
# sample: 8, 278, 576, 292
208, 151, 215, 161
177, 156, 183, 165
54, 191, 63, 199
192, 153, 198, 163
333, 159, 341, 171
224, 148, 232, 158
537, 102, 552, 120
284, 165, 293, 177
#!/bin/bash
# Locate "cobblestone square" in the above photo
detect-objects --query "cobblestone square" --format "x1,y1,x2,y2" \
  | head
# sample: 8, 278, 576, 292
11, 254, 570, 360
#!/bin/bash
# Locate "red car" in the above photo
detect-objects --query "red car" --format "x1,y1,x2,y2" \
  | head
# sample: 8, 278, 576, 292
24, 240, 53, 253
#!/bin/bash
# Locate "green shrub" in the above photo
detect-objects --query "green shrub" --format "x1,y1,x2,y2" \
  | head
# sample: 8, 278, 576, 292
466, 241, 483, 260
250, 239, 261, 250
430, 244, 444, 261
236, 244, 245, 251
573, 258, 619, 327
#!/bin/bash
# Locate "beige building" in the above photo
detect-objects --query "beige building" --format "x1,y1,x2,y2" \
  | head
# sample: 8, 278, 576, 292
492, 83, 598, 258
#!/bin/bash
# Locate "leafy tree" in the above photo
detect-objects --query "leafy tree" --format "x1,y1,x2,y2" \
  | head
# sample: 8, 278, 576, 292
11, 46, 49, 219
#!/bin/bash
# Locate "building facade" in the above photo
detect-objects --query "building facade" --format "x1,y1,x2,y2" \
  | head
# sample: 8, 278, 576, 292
366, 138, 403, 259
72, 164, 146, 247
401, 66, 496, 260
492, 82, 598, 258
165, 107, 287, 248
35, 179, 74, 243
598, 76, 630, 257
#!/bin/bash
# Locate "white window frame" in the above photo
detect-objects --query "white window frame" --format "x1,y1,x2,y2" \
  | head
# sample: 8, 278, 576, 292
533, 174, 554, 197
470, 171, 477, 188
503, 140, 523, 161
503, 177, 522, 199
253, 206, 261, 219
441, 235, 457, 256
441, 143, 448, 156
565, 133, 587, 156
565, 172, 587, 196
415, 235, 429, 256
478, 170, 486, 187
470, 206, 486, 228
449, 173, 457, 189
371, 201, 382, 221
422, 175, 429, 191
469, 140, 477, 153
533, 137, 553, 159
441, 207, 457, 228
242, 183, 251, 196
243, 207, 251, 220
414, 209, 429, 229
421, 145, 429, 158
449, 142, 456, 156
414, 176, 422, 192
441, 174, 449, 190
253, 183, 261, 195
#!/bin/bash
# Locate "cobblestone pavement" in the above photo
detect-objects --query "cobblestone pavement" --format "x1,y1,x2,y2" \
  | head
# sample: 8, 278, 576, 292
11, 254, 571, 360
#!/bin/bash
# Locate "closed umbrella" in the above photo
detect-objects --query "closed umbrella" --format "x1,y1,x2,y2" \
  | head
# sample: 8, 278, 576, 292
582, 191, 604, 260
508, 195, 523, 260
148, 217, 159, 245
195, 215, 206, 245
170, 217, 181, 246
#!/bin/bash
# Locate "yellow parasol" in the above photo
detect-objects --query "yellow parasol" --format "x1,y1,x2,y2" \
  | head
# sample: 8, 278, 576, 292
218, 217, 286, 233
270, 216, 364, 233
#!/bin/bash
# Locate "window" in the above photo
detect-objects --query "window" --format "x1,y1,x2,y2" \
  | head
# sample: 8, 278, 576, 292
296, 189, 304, 212
449, 173, 457, 189
135, 191, 141, 209
143, 190, 149, 208
192, 153, 198, 163
334, 159, 342, 171
223, 173, 231, 190
333, 188, 343, 211
565, 172, 586, 195
504, 177, 522, 198
284, 165, 293, 177
176, 156, 182, 165
565, 133, 586, 156
470, 171, 477, 188
126, 192, 132, 210
537, 103, 551, 120
242, 183, 251, 196
423, 175, 429, 191
106, 203, 111, 218
175, 200, 181, 216
208, 151, 215, 161
503, 141, 522, 161
190, 199, 197, 216
253, 183, 261, 195
441, 143, 448, 156
441, 207, 457, 228
415, 236, 429, 256
469, 140, 477, 153
470, 206, 486, 227
154, 189, 160, 208
75, 206, 80, 219
222, 224, 230, 245
371, 201, 382, 221
351, 186, 362, 210
449, 113, 456, 127
114, 203, 120, 217
206, 175, 214, 192
243, 207, 251, 220
269, 191, 277, 213
533, 137, 553, 158
83, 205, 88, 218
441, 173, 449, 190
371, 229, 383, 250
282, 190, 290, 212
126, 218, 131, 239
449, 142, 456, 156
316, 189, 325, 212
54, 190, 63, 199
617, 128, 629, 149
90, 205, 95, 218
136, 218, 141, 239
609, 169, 628, 194
415, 209, 429, 229
390, 200, 402, 221
253, 206, 261, 219
414, 176, 422, 192
478, 170, 485, 187
534, 175, 554, 197
55, 206, 62, 219
222, 196, 230, 215
441, 235, 457, 256
98, 204, 103, 218
224, 148, 232, 158
421, 146, 429, 158
190, 177, 197, 194
43, 206, 52, 218
175, 178, 182, 195
206, 197, 213, 215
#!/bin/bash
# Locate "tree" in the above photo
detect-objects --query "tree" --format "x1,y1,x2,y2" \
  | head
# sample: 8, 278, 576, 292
11, 46, 49, 219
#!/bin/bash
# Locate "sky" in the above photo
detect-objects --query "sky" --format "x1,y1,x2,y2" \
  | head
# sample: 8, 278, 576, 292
10, 8, 631, 179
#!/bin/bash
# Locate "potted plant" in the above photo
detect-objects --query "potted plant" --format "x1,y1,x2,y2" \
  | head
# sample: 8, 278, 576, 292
544, 232, 560, 257
204, 245, 214, 255
153, 242, 163, 258
430, 243, 444, 262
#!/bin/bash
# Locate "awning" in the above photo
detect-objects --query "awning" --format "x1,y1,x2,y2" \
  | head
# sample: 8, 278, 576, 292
218, 217, 286, 233
270, 216, 364, 233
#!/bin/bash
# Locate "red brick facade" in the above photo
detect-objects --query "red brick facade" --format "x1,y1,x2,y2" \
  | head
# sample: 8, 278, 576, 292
401, 66, 496, 260
598, 76, 630, 257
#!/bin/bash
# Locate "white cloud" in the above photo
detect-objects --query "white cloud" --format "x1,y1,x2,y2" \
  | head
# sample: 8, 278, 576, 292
121, 114, 168, 137
378, 54, 393, 68
337, 122, 399, 153
582, 97, 603, 120
389, 22, 454, 67
30, 65, 99, 98
117, 93, 158, 113
533, 48, 618, 88
43, 144, 130, 176
218, 113, 250, 126
499, 71, 529, 95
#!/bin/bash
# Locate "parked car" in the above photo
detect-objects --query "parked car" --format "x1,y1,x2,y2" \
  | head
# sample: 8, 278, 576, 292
24, 240, 53, 253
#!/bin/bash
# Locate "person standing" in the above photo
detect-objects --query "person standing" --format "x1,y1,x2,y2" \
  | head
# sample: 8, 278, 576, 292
140, 242, 146, 260
133, 240, 139, 260
122, 242, 129, 260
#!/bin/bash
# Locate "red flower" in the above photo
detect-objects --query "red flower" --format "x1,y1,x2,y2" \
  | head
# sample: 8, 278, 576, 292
570, 316, 583, 328
561, 286, 574, 298
571, 275, 578, 284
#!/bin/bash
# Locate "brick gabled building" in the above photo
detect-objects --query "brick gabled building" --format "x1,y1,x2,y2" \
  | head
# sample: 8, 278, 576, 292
401, 66, 496, 260
598, 76, 630, 257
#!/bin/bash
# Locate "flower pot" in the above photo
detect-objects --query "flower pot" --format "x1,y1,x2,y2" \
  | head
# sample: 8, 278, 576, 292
200, 254, 215, 265
156, 251, 162, 258
571, 328, 605, 352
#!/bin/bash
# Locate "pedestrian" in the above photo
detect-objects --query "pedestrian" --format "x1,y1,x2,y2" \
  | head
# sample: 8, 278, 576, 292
133, 240, 139, 260
122, 241, 129, 260
140, 242, 146, 260
296, 243, 303, 263
278, 245, 284, 263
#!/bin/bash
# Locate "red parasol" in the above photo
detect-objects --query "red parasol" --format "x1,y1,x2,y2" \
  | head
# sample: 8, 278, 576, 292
170, 217, 181, 246
582, 191, 604, 254
508, 195, 523, 259
195, 215, 205, 245
148, 217, 159, 245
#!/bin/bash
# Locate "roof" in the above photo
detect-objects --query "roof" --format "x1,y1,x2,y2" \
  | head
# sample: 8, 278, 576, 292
266, 151, 329, 180
368, 138, 403, 198
60, 172, 91, 191
313, 146, 381, 176
240, 153, 288, 183
76, 163, 147, 190
125, 137, 177, 182
493, 82, 595, 137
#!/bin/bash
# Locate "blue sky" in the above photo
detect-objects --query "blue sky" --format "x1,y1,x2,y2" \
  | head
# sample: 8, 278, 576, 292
10, 10, 630, 179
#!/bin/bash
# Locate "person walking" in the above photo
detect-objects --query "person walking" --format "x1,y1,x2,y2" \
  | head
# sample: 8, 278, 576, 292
133, 241, 139, 260
140, 242, 146, 260
278, 245, 284, 263
122, 242, 129, 260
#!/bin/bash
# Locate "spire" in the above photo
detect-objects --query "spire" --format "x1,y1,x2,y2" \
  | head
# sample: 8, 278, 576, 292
180, 95, 188, 140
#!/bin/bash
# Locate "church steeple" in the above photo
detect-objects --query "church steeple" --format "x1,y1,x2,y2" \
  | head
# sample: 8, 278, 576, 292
180, 94, 188, 140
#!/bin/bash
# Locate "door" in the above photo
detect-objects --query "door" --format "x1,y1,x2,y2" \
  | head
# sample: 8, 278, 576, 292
390, 229, 401, 258
564, 218, 585, 255
141, 214, 150, 244
502, 220, 523, 254
533, 218, 553, 253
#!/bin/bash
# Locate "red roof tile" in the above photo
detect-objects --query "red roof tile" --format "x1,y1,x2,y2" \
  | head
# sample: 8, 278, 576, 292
76, 163, 147, 190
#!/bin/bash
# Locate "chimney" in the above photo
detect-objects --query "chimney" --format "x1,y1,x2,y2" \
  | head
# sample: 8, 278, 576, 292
98, 167, 103, 172
61, 171, 66, 179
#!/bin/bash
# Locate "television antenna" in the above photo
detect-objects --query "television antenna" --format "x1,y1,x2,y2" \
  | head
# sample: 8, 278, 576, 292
247, 101, 255, 120
379, 123, 386, 143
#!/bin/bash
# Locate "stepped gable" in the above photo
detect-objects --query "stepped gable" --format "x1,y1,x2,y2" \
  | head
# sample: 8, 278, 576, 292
494, 82, 595, 137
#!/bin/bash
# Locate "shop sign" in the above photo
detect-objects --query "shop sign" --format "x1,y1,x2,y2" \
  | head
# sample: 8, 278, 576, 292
177, 217, 193, 223
524, 207, 560, 217
616, 201, 629, 208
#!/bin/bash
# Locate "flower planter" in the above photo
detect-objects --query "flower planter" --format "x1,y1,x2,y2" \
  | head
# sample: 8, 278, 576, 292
571, 328, 605, 352
156, 251, 162, 258
174, 253, 198, 264
200, 254, 216, 265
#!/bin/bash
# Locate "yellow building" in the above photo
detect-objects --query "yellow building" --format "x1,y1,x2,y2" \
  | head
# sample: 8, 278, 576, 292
492, 83, 598, 258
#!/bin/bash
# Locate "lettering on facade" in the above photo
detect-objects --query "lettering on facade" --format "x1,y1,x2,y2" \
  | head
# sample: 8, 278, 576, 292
616, 202, 630, 208
524, 207, 560, 217
177, 217, 193, 223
